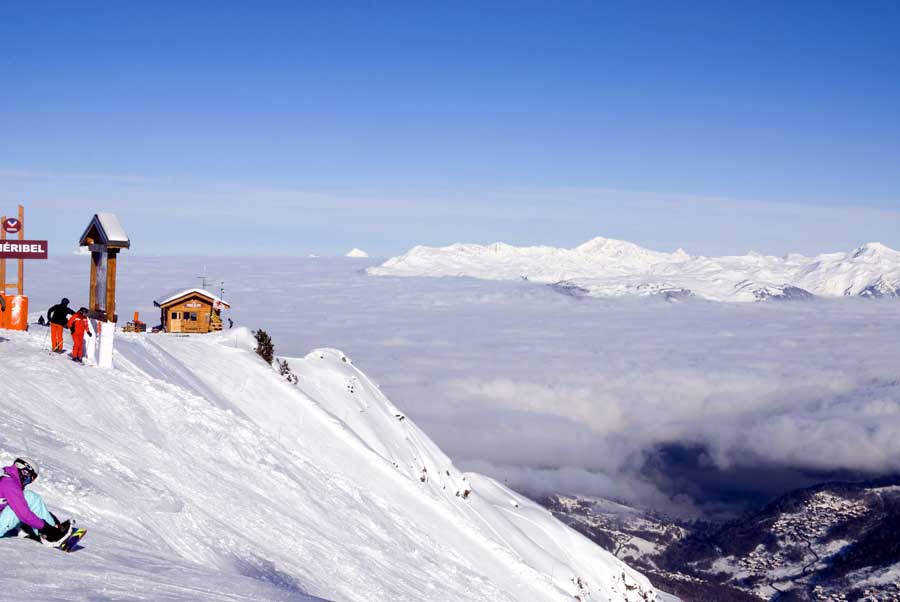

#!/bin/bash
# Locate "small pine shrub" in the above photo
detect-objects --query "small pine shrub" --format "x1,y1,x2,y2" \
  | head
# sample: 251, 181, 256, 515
277, 358, 298, 384
253, 329, 274, 364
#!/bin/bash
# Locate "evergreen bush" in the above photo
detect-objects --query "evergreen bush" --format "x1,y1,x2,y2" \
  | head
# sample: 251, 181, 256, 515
253, 329, 274, 364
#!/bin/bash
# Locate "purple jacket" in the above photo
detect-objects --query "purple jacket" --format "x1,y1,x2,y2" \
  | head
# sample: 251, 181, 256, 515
0, 465, 46, 529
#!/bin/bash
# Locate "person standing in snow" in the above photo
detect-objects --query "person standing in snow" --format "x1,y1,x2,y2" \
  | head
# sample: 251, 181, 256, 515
0, 458, 73, 546
67, 307, 92, 363
47, 298, 75, 353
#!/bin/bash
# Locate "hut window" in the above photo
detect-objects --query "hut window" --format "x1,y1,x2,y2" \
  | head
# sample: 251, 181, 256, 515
171, 311, 179, 319
187, 312, 198, 321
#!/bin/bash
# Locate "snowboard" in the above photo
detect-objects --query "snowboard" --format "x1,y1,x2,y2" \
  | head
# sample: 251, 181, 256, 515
58, 528, 87, 553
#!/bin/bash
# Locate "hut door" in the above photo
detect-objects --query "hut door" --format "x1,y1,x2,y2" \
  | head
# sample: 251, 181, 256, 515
169, 310, 182, 333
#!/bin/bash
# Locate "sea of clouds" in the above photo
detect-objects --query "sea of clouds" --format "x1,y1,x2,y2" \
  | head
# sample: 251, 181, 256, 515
25, 255, 900, 517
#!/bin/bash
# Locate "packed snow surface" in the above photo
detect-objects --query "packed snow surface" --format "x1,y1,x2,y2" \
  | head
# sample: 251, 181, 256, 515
0, 328, 658, 602
344, 248, 369, 258
369, 236, 900, 302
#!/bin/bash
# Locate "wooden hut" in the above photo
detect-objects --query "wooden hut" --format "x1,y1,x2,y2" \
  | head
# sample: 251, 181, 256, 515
154, 288, 230, 334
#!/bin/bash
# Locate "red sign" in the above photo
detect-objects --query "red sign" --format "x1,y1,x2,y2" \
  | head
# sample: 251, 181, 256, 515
2, 218, 21, 234
0, 240, 48, 259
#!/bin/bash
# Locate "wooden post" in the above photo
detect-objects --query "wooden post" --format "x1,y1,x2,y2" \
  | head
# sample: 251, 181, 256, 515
89, 250, 100, 311
106, 248, 118, 322
0, 214, 5, 293
16, 205, 23, 296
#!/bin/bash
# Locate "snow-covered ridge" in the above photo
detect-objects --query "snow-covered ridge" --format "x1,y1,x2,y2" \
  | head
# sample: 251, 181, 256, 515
0, 329, 658, 602
368, 237, 900, 302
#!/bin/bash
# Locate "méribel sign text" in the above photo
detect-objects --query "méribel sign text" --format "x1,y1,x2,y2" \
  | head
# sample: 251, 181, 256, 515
0, 240, 49, 259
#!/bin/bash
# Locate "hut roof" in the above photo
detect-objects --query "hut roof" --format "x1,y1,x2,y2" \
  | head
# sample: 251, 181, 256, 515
79, 213, 130, 248
154, 288, 230, 309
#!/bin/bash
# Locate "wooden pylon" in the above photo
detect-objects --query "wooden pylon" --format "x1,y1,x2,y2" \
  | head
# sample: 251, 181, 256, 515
0, 204, 26, 295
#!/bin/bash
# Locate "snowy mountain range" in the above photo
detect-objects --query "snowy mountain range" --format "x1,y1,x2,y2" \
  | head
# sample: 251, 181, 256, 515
0, 328, 663, 602
368, 237, 900, 302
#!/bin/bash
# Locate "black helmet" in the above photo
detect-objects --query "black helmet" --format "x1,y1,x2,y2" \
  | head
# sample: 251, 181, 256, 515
61, 298, 70, 305
13, 457, 37, 485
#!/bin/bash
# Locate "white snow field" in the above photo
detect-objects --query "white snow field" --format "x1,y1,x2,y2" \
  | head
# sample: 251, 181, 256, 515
0, 328, 659, 602
369, 236, 900, 302
344, 249, 369, 258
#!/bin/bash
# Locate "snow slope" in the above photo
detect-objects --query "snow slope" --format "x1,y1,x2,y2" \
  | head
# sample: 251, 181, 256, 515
368, 237, 900, 302
0, 328, 658, 602
344, 248, 369, 258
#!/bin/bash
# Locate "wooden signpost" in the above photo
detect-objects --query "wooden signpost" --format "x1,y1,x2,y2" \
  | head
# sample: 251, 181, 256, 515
79, 213, 130, 323
78, 213, 129, 368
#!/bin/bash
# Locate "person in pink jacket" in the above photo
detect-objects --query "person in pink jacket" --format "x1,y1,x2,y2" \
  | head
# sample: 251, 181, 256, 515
0, 458, 72, 546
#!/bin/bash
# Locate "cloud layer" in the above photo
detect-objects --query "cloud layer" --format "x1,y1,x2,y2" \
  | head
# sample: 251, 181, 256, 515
27, 256, 900, 515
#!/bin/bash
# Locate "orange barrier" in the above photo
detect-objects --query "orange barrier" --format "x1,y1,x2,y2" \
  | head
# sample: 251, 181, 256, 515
0, 295, 6, 329
4, 295, 28, 331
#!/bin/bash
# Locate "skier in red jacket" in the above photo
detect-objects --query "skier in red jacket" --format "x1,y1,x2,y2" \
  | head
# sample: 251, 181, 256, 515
67, 307, 92, 363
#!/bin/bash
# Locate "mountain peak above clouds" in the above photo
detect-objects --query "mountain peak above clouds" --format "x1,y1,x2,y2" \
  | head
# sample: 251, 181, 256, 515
369, 236, 900, 303
574, 236, 627, 254
485, 241, 517, 255
573, 236, 687, 262
851, 241, 898, 259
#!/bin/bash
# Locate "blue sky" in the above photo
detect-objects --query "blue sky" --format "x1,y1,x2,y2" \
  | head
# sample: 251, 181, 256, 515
1, 1, 899, 256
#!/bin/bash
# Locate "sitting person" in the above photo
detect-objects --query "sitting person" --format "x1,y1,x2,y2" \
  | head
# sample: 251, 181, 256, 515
0, 458, 73, 546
